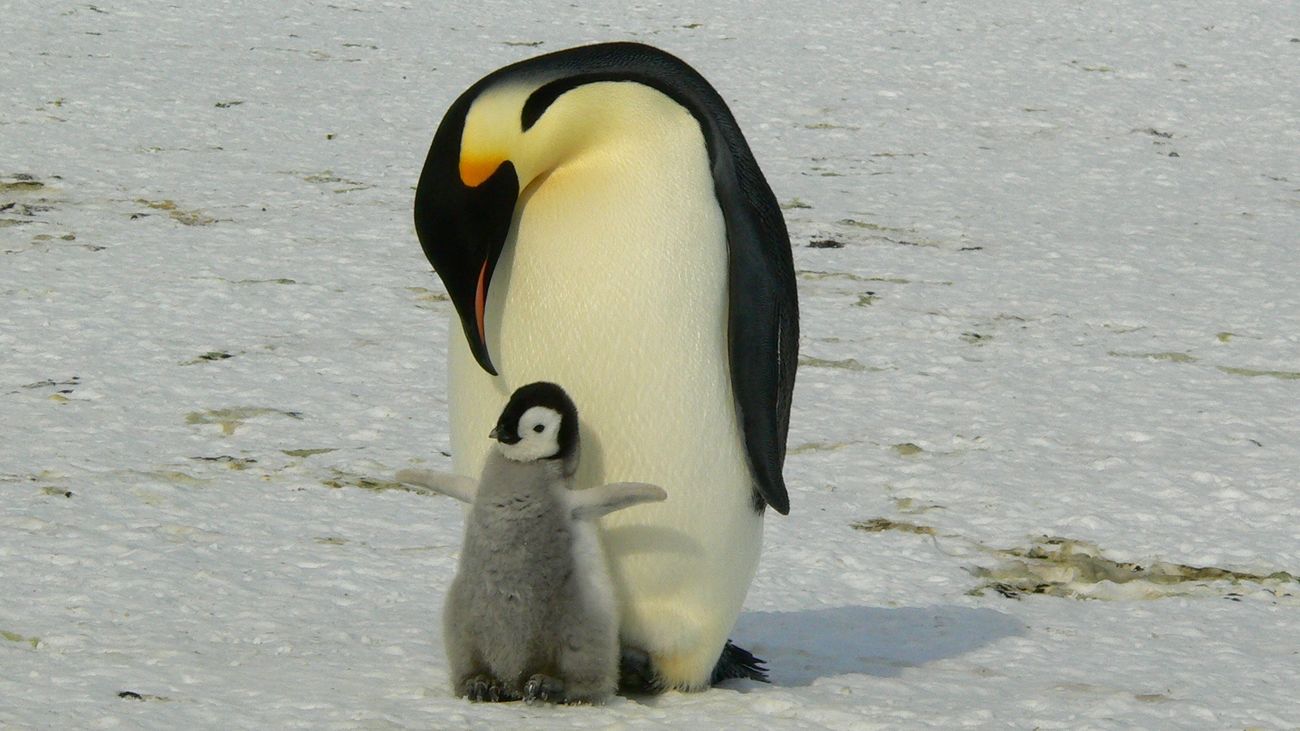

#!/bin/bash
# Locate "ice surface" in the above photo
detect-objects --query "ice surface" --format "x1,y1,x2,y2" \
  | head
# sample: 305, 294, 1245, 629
2, 1, 1297, 728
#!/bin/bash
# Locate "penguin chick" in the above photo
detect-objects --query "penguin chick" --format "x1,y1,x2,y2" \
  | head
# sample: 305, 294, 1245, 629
400, 382, 666, 703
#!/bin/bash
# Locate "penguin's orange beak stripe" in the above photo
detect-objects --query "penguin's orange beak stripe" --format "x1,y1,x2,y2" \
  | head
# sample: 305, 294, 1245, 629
460, 155, 503, 188
475, 258, 490, 344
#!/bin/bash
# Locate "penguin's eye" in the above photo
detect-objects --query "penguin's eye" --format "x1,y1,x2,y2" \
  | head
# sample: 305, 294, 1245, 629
532, 423, 545, 433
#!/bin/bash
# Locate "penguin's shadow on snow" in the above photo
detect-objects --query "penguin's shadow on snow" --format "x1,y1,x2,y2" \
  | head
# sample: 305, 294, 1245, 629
732, 605, 1025, 687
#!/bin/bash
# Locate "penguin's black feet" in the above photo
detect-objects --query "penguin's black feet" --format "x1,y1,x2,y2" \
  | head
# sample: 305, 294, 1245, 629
618, 641, 771, 693
461, 674, 517, 702
523, 673, 565, 704
618, 646, 665, 694
710, 640, 770, 685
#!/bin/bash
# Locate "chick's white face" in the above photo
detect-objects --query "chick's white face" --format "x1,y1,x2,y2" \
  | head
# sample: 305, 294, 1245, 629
496, 405, 564, 462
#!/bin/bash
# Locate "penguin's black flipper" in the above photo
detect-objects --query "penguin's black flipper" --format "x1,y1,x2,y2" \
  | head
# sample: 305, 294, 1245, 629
710, 640, 770, 685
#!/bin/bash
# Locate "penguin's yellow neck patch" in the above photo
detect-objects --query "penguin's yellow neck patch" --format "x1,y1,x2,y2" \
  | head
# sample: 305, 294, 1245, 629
459, 154, 503, 187
459, 84, 533, 188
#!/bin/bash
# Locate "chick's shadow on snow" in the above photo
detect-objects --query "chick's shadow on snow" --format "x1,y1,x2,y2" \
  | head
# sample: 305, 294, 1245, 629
732, 605, 1026, 687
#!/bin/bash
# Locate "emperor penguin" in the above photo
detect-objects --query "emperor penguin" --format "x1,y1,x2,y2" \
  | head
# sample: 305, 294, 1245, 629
412, 42, 798, 691
401, 382, 667, 703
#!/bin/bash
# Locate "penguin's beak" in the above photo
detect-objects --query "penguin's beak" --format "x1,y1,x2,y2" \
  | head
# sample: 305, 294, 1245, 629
489, 424, 521, 445
414, 114, 520, 377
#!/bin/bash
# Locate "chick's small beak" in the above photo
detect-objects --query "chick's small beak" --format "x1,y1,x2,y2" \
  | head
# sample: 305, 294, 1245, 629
489, 425, 521, 445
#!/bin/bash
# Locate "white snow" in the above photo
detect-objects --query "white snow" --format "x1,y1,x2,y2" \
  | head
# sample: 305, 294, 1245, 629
2, 1, 1297, 729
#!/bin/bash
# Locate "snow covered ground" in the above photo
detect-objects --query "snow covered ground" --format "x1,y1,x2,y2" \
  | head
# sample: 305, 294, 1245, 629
2, 1, 1297, 728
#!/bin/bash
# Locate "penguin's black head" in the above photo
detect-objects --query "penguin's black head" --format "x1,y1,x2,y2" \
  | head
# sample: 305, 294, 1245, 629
413, 43, 721, 378
490, 381, 579, 463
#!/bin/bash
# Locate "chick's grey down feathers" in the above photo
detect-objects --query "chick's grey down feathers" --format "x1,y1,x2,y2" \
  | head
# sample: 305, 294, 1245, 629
398, 446, 665, 702
447, 453, 607, 703
396, 468, 664, 519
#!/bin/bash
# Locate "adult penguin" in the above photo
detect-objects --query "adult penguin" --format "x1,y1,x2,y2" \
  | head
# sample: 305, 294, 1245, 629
413, 41, 798, 692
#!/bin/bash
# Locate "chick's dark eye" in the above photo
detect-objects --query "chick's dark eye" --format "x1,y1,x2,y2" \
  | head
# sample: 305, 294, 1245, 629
533, 424, 545, 433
